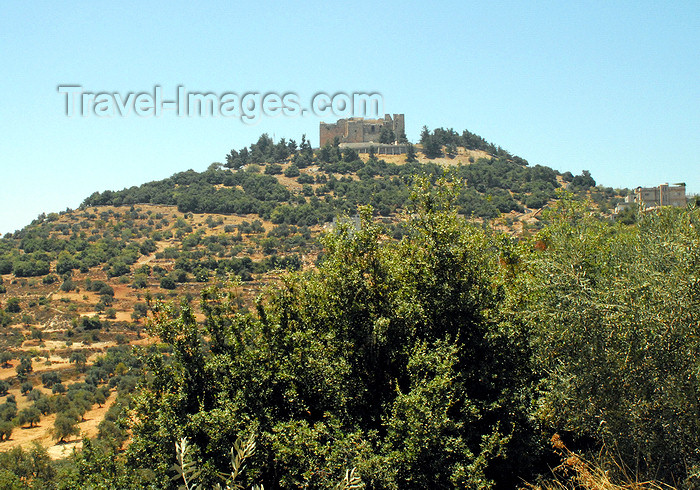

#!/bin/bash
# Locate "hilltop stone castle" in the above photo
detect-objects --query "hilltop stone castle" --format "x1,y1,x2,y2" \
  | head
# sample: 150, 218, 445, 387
634, 183, 687, 208
320, 114, 405, 147
615, 183, 687, 214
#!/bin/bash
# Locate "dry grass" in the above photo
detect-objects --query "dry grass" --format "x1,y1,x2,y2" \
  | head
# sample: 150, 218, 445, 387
523, 435, 674, 490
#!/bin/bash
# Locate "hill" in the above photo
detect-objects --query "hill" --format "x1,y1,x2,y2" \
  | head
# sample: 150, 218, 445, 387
0, 128, 624, 364
0, 126, 643, 485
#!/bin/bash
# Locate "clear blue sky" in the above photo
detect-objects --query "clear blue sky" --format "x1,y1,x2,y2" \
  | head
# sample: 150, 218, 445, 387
1, 0, 698, 234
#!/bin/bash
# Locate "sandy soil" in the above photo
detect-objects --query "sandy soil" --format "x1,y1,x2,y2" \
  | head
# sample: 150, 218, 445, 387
362, 146, 492, 167
0, 359, 74, 380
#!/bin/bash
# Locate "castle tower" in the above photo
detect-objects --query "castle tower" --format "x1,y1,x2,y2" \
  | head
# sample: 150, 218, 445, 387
392, 114, 405, 140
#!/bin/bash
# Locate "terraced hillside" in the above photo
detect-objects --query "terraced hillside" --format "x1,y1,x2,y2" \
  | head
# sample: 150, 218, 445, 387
0, 128, 628, 459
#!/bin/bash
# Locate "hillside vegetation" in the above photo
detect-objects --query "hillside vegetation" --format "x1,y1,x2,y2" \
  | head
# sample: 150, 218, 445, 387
1, 128, 690, 489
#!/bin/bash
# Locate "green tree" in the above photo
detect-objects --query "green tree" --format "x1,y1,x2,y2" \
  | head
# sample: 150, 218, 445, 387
27, 389, 43, 402
420, 125, 430, 144
53, 412, 80, 443
342, 147, 359, 162
397, 128, 408, 144
405, 142, 417, 163
131, 273, 148, 289
379, 126, 396, 144
20, 382, 33, 395
264, 163, 283, 175
41, 371, 61, 388
318, 143, 333, 163
56, 251, 80, 275
368, 145, 376, 161
422, 135, 442, 158
81, 315, 102, 330
94, 387, 109, 407
34, 396, 52, 416
283, 164, 300, 178
132, 302, 148, 321
51, 383, 66, 394
0, 444, 56, 485
570, 169, 596, 189
16, 407, 41, 428
15, 357, 32, 382
160, 276, 176, 290
0, 421, 12, 442
71, 390, 95, 421
70, 351, 88, 372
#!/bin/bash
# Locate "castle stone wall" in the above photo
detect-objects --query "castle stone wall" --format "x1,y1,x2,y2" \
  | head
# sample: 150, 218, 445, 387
320, 114, 405, 146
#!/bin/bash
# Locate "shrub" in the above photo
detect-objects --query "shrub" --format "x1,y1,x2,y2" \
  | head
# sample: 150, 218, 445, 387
5, 298, 20, 313
283, 165, 300, 178
42, 274, 58, 285
41, 371, 61, 388
297, 173, 314, 184
132, 303, 148, 320
81, 316, 102, 331
159, 276, 176, 290
0, 352, 13, 368
51, 383, 66, 394
131, 274, 148, 289
132, 193, 534, 488
0, 421, 12, 441
526, 201, 700, 483
264, 163, 283, 175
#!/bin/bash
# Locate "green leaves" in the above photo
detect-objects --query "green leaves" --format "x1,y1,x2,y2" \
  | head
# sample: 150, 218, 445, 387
173, 437, 202, 490
526, 203, 700, 482
129, 179, 538, 487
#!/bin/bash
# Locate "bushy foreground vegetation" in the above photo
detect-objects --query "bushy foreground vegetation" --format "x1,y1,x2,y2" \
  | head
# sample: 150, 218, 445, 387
1, 180, 695, 489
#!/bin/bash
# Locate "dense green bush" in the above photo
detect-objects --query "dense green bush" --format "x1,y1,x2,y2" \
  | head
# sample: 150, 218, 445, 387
160, 276, 176, 290
126, 183, 536, 489
523, 199, 700, 483
13, 258, 50, 277
296, 172, 314, 184
41, 371, 61, 388
5, 297, 21, 313
283, 164, 300, 178
80, 315, 102, 331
